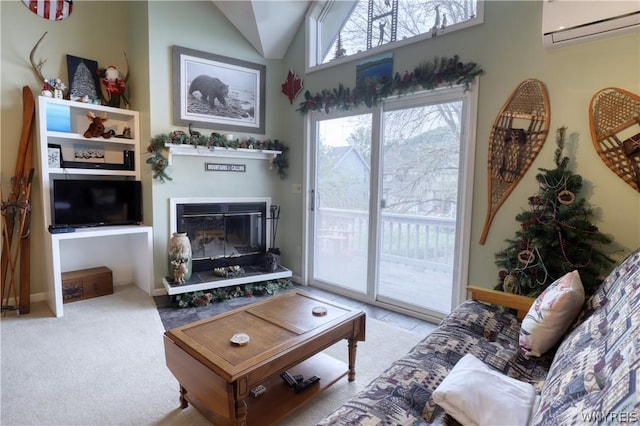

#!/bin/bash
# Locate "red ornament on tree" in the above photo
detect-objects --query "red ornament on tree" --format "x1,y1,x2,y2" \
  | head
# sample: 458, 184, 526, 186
281, 69, 303, 105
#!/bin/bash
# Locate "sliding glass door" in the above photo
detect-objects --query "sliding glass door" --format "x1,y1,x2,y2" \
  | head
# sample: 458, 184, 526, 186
377, 100, 463, 314
308, 87, 476, 319
312, 114, 372, 293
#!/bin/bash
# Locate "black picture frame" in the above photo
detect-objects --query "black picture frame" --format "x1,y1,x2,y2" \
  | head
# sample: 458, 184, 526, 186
66, 55, 101, 103
172, 45, 266, 134
73, 143, 105, 163
47, 143, 62, 168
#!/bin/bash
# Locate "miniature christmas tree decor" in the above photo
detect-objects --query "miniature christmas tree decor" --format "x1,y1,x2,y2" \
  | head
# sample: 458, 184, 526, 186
495, 127, 614, 297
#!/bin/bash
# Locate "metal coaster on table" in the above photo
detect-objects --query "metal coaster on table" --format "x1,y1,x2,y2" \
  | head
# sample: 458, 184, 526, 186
312, 306, 327, 316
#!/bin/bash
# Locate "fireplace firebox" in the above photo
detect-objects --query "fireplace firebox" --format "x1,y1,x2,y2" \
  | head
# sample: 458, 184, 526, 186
175, 200, 267, 271
164, 198, 292, 295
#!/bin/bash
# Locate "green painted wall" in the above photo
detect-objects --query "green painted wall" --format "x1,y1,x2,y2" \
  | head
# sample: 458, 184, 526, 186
144, 1, 286, 290
1, 0, 131, 296
279, 1, 640, 290
2, 0, 638, 302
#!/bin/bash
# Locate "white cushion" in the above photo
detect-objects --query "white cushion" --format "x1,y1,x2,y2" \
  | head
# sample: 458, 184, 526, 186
432, 354, 536, 426
519, 270, 585, 357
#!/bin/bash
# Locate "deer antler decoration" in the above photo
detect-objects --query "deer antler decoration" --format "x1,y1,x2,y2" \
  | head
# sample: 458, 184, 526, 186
123, 51, 130, 84
29, 31, 48, 83
121, 51, 130, 106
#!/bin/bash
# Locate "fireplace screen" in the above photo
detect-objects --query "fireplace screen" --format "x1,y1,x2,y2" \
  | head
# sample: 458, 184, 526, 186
182, 212, 263, 260
175, 201, 267, 270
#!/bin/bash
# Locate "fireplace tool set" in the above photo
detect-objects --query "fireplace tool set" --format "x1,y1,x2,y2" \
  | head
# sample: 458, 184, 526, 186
265, 205, 281, 271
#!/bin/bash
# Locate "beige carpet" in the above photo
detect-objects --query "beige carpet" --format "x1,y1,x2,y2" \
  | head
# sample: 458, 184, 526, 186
0, 285, 425, 425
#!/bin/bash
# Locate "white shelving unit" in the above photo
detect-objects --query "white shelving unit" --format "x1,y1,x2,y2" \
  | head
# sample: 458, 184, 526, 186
35, 97, 154, 317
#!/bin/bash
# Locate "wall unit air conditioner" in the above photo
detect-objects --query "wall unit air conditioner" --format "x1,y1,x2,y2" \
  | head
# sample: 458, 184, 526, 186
542, 0, 640, 48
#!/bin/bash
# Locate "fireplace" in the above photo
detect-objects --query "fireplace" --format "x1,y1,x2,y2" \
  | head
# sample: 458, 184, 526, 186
164, 197, 292, 295
170, 198, 270, 272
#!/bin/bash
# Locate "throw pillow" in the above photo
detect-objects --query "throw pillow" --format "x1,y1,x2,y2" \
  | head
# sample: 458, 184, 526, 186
519, 270, 585, 357
431, 354, 536, 426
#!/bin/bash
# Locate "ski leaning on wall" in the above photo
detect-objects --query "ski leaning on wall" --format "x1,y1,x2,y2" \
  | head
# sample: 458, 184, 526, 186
1, 86, 35, 315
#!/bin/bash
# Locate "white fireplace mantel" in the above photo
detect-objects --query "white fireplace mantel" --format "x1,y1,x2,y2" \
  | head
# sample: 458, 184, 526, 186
165, 144, 281, 165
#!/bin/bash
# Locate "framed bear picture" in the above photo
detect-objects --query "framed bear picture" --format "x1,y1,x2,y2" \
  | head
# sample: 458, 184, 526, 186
172, 45, 266, 134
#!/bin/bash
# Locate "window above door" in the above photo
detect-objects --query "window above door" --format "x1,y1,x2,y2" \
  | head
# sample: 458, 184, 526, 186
306, 0, 484, 71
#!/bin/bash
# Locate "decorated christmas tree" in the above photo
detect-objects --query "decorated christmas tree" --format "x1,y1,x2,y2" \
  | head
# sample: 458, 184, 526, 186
495, 127, 615, 297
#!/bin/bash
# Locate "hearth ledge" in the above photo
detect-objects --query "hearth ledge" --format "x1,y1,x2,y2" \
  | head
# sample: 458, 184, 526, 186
161, 265, 292, 295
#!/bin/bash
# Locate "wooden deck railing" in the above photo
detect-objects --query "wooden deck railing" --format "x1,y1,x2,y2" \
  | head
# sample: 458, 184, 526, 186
317, 207, 455, 271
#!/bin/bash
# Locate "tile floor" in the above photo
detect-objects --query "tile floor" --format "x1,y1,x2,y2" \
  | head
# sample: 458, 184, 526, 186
154, 284, 438, 336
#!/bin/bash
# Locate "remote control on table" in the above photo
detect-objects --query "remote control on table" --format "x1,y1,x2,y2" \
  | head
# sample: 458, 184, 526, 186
48, 225, 76, 234
294, 375, 320, 393
249, 385, 266, 397
280, 371, 297, 387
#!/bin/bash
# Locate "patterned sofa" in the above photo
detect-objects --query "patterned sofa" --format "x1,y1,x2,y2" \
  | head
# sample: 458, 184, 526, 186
319, 248, 640, 425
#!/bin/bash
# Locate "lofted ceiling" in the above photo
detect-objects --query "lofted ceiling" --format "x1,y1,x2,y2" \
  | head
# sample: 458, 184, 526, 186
212, 1, 313, 59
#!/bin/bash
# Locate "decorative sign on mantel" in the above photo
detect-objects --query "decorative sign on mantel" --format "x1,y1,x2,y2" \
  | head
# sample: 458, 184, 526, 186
205, 163, 246, 173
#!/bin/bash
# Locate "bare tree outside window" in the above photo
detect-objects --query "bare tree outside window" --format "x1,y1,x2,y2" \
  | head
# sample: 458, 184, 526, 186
323, 0, 477, 64
318, 101, 462, 217
312, 94, 472, 314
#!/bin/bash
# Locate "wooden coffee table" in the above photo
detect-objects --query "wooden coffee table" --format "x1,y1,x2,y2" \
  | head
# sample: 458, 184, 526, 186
163, 290, 366, 425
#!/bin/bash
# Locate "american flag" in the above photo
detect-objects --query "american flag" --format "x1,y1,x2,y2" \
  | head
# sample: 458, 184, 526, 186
23, 0, 73, 21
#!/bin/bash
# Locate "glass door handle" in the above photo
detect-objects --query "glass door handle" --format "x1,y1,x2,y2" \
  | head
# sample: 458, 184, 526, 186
311, 189, 315, 211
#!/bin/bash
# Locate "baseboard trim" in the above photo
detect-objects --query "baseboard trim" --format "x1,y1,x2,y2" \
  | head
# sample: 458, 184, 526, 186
18, 276, 306, 301
22, 280, 136, 306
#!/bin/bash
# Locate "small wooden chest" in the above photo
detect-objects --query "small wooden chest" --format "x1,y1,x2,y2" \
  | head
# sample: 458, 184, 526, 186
62, 266, 113, 303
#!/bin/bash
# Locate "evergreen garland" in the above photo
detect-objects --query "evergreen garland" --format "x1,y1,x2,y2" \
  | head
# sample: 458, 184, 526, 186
146, 131, 289, 182
174, 279, 293, 308
297, 55, 483, 114
495, 127, 615, 297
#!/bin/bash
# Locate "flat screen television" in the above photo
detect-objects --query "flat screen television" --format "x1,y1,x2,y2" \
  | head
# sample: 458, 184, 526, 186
52, 179, 142, 227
